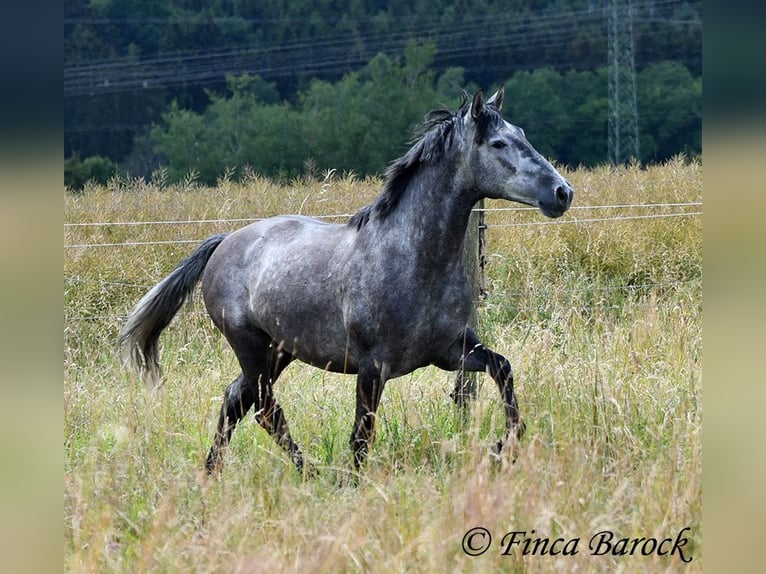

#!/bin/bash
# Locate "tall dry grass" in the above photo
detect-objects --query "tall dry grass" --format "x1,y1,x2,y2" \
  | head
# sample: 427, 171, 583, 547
65, 159, 701, 572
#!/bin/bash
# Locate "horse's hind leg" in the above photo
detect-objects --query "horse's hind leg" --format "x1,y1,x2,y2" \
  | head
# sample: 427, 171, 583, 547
206, 331, 301, 474
230, 337, 305, 472
251, 344, 305, 472
206, 373, 254, 473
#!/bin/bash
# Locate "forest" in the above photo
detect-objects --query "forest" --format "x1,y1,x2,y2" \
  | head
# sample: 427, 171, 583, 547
64, 0, 701, 187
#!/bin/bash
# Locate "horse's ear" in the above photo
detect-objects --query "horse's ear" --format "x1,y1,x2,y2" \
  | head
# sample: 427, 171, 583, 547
471, 90, 485, 120
487, 84, 504, 111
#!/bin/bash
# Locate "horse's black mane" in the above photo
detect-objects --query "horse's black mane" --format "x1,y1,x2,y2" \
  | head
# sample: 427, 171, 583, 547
348, 94, 503, 230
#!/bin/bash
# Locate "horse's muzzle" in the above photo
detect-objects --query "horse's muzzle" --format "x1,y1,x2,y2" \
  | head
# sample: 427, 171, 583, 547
540, 184, 574, 218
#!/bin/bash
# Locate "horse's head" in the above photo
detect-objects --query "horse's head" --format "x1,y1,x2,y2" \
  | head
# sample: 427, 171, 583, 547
462, 86, 573, 218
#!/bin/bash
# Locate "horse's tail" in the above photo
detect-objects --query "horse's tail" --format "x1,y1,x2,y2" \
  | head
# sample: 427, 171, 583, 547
118, 233, 229, 387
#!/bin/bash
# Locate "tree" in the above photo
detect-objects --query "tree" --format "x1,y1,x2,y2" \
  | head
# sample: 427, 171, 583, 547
637, 61, 701, 162
147, 48, 700, 183
149, 44, 468, 182
66, 0, 701, 169
504, 68, 570, 162
65, 154, 117, 191
150, 102, 215, 183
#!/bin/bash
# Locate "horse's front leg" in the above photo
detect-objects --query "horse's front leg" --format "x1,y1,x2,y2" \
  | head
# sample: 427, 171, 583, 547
350, 358, 388, 471
445, 331, 526, 454
480, 348, 526, 452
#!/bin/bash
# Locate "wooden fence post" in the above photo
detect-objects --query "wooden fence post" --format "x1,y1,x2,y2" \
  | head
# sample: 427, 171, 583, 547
451, 199, 486, 408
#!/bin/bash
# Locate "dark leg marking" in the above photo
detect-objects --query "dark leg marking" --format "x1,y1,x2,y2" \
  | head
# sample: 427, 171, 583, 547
206, 374, 254, 474
444, 330, 526, 453
205, 340, 302, 474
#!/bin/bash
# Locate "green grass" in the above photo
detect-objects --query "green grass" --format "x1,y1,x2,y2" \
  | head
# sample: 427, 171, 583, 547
65, 159, 701, 572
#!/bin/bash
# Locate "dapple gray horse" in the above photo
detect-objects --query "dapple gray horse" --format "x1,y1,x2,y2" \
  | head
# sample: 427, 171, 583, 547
119, 86, 573, 474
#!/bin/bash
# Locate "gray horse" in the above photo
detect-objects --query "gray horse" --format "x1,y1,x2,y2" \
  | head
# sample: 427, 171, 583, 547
118, 86, 573, 474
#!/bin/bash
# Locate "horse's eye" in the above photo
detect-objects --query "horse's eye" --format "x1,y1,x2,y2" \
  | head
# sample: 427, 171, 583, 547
491, 140, 507, 149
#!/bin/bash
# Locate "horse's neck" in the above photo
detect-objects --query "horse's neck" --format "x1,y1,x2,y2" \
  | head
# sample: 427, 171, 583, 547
383, 167, 475, 265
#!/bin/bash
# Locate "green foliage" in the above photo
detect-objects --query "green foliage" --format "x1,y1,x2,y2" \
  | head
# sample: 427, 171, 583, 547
299, 44, 455, 175
502, 63, 702, 167
150, 45, 468, 183
637, 61, 702, 162
150, 76, 306, 184
148, 54, 701, 183
149, 102, 211, 183
65, 0, 702, 170
64, 154, 117, 191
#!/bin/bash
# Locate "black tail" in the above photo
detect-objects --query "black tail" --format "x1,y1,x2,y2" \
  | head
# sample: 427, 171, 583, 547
118, 233, 229, 386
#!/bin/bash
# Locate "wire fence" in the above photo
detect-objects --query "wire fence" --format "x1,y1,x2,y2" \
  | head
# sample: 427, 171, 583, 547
64, 201, 702, 324
64, 296, 701, 325
65, 280, 701, 324
64, 202, 702, 249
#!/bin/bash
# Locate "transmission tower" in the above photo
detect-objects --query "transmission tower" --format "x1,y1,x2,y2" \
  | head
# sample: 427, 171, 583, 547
607, 0, 640, 164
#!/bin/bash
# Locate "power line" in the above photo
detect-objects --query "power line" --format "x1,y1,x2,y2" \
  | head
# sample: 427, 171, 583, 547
476, 202, 701, 213
65, 21, 593, 96
64, 1, 695, 97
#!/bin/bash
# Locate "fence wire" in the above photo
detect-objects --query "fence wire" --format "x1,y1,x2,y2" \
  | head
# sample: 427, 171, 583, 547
64, 203, 702, 249
64, 277, 701, 324
65, 202, 701, 325
64, 201, 702, 228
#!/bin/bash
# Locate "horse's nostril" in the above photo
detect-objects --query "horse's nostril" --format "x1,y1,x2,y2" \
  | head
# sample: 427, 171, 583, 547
555, 185, 569, 204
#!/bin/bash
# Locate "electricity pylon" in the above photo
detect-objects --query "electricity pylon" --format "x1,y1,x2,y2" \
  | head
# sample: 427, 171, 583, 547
607, 0, 640, 164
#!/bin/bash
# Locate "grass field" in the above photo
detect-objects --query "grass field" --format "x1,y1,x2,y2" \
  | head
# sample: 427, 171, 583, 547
64, 159, 701, 572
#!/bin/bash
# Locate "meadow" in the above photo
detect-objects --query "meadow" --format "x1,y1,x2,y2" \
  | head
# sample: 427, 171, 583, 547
64, 159, 701, 572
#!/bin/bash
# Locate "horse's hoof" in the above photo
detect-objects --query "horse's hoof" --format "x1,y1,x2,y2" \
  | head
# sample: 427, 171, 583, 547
298, 461, 319, 481
334, 468, 360, 489
493, 422, 525, 464
492, 441, 521, 465
205, 452, 221, 476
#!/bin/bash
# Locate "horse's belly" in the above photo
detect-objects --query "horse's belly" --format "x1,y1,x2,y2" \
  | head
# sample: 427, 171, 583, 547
249, 258, 357, 373
256, 301, 358, 374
